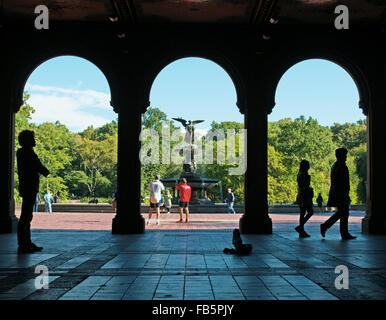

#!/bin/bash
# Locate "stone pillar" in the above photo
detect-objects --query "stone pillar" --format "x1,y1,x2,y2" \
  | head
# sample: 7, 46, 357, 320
239, 100, 272, 234
0, 93, 19, 233
112, 98, 145, 234
362, 76, 386, 234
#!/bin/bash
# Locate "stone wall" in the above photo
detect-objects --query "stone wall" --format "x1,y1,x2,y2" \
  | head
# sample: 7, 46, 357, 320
15, 203, 366, 213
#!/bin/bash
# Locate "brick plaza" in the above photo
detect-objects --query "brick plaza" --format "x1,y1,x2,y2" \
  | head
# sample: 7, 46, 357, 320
0, 211, 385, 300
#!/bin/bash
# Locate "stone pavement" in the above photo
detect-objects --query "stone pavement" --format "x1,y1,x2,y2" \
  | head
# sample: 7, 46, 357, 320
0, 212, 385, 300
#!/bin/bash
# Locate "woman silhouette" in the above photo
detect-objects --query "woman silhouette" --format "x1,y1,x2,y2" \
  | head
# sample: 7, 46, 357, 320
295, 159, 314, 237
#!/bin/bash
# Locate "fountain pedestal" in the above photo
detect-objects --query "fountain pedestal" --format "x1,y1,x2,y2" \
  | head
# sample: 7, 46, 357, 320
161, 171, 219, 204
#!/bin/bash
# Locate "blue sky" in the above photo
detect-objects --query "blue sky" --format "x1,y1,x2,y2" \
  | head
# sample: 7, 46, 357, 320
25, 56, 365, 133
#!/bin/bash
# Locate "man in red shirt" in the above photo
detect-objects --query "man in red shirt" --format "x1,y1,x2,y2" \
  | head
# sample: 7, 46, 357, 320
175, 178, 191, 223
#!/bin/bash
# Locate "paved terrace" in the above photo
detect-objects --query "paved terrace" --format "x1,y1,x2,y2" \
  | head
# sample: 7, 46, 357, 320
0, 211, 385, 300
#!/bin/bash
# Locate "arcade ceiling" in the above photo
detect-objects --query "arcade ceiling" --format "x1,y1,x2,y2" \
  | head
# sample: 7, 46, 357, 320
1, 0, 385, 29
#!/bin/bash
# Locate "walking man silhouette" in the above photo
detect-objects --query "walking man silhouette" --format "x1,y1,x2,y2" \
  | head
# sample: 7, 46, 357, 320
16, 130, 50, 253
321, 147, 356, 240
295, 159, 314, 237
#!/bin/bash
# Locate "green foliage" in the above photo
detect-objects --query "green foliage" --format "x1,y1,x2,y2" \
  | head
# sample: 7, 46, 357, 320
14, 92, 367, 205
330, 120, 366, 150
73, 133, 117, 197
267, 116, 367, 204
210, 121, 244, 135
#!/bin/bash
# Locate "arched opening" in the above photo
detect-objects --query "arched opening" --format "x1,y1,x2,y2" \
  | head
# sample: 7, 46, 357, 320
14, 56, 117, 230
268, 58, 366, 233
142, 57, 244, 229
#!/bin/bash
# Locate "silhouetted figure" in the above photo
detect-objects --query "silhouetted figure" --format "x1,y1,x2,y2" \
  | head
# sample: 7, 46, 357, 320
43, 190, 53, 213
33, 193, 40, 213
316, 193, 324, 213
321, 148, 356, 240
112, 189, 118, 212
225, 188, 236, 214
223, 229, 252, 255
295, 160, 314, 237
17, 130, 49, 253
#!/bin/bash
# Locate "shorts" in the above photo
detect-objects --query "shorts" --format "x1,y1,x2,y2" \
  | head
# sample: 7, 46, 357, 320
179, 201, 189, 208
150, 202, 160, 208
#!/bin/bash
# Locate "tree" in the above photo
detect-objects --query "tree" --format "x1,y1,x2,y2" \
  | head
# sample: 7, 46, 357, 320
330, 121, 367, 203
15, 92, 35, 135
268, 116, 337, 203
73, 133, 117, 197
142, 107, 168, 131
140, 107, 182, 198
330, 121, 366, 151
34, 121, 74, 199
210, 121, 244, 135
63, 170, 89, 198
267, 144, 297, 204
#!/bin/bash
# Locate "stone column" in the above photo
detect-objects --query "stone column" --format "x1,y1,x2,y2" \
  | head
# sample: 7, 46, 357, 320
362, 74, 386, 234
0, 92, 19, 233
112, 97, 145, 234
239, 100, 272, 234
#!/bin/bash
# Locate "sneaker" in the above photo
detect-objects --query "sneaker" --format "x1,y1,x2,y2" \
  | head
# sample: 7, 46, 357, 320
146, 220, 151, 225
341, 234, 356, 240
320, 224, 327, 238
156, 220, 160, 226
176, 219, 184, 223
299, 231, 310, 238
17, 246, 35, 254
295, 226, 309, 237
31, 243, 43, 251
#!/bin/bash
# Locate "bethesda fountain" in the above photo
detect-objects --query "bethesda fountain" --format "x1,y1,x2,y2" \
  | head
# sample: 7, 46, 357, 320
161, 117, 222, 204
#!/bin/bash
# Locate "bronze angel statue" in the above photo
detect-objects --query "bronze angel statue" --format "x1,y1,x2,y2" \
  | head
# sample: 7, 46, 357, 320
172, 117, 204, 144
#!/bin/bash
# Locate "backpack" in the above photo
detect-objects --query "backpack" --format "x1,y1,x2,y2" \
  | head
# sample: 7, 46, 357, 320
223, 229, 252, 255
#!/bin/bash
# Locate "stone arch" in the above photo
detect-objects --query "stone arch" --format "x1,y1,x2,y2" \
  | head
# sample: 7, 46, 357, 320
266, 52, 371, 116
142, 52, 248, 114
11, 50, 118, 113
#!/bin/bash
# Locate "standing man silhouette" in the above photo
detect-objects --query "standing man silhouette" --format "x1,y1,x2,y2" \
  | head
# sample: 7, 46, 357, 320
316, 193, 324, 213
17, 130, 50, 253
321, 148, 356, 240
225, 188, 236, 214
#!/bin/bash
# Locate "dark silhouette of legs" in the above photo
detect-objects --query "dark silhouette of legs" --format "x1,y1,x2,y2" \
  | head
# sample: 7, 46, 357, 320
321, 204, 356, 239
300, 206, 314, 225
18, 193, 35, 249
296, 206, 313, 237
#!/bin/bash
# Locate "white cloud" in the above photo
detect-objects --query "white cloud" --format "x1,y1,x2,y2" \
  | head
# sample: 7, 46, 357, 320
25, 84, 114, 132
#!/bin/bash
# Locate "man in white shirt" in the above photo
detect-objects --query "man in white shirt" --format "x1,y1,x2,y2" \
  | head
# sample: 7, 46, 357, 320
147, 174, 165, 226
